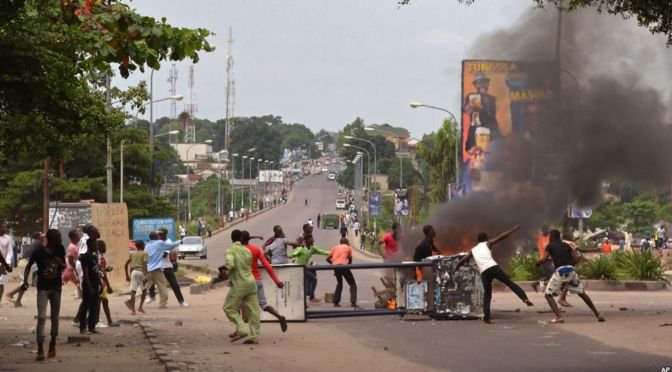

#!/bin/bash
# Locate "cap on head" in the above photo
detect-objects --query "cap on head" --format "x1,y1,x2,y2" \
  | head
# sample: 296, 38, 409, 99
472, 72, 490, 84
157, 228, 168, 235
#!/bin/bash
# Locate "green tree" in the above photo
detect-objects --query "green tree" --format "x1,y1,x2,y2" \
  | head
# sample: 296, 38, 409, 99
623, 198, 658, 236
387, 157, 418, 190
416, 118, 459, 203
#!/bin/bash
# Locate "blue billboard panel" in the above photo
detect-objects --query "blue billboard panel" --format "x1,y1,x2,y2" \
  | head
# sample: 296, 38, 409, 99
369, 192, 382, 217
132, 218, 175, 242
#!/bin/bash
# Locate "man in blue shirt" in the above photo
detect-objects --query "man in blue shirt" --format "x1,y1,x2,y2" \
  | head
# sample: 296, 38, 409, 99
145, 232, 181, 309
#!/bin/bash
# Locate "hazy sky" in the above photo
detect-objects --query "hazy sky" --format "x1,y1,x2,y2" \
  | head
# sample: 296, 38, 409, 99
115, 0, 534, 138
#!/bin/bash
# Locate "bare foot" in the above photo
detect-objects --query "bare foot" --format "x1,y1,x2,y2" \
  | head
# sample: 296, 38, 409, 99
483, 319, 495, 324
558, 299, 573, 308
524, 300, 534, 307
138, 307, 145, 314
124, 300, 134, 313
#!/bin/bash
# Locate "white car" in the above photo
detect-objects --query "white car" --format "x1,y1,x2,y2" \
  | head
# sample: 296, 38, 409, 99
328, 173, 336, 181
336, 199, 346, 209
322, 167, 328, 172
177, 236, 207, 259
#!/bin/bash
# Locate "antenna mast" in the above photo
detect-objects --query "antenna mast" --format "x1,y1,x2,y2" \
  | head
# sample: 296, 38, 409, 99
168, 64, 178, 118
184, 65, 198, 143
224, 27, 235, 150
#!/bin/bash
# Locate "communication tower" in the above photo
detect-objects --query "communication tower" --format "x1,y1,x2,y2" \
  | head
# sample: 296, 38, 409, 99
183, 65, 198, 143
167, 64, 178, 118
224, 27, 235, 150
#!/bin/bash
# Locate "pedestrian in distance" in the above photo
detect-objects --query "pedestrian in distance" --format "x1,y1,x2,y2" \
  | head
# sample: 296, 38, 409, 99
339, 223, 348, 239
240, 231, 287, 332
537, 229, 605, 324
223, 229, 261, 344
179, 224, 186, 240
454, 225, 533, 324
353, 220, 360, 237
327, 238, 358, 308
124, 240, 148, 315
317, 214, 321, 229
23, 229, 65, 361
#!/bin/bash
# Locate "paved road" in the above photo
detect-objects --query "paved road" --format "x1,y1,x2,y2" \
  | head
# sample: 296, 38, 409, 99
188, 171, 386, 309
181, 173, 672, 371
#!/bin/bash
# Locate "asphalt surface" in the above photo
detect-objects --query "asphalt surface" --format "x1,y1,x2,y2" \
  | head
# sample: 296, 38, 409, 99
184, 170, 672, 371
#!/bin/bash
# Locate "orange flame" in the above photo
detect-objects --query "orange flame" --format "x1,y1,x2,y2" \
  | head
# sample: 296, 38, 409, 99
387, 298, 397, 310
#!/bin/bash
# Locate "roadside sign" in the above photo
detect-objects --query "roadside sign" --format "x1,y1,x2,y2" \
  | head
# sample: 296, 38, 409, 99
369, 192, 382, 217
567, 207, 592, 219
132, 217, 175, 241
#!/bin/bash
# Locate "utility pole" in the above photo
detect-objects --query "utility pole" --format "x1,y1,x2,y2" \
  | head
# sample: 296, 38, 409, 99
120, 140, 125, 203
105, 73, 113, 203
224, 27, 235, 150
42, 157, 50, 233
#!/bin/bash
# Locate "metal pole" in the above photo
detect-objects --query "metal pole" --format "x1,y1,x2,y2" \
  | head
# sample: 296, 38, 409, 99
230, 156, 236, 214
148, 69, 155, 194
43, 157, 50, 233
105, 74, 113, 203
177, 177, 180, 223
120, 140, 125, 203
249, 158, 253, 211
399, 155, 403, 189
241, 157, 246, 210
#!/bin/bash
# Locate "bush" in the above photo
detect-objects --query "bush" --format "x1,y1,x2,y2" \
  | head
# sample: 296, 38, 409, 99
507, 254, 544, 281
577, 255, 620, 280
612, 250, 667, 281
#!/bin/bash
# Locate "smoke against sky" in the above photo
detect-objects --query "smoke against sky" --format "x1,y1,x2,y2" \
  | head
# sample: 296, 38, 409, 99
399, 6, 672, 261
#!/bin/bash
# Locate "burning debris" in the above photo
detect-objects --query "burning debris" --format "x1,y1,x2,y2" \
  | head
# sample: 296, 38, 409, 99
397, 6, 672, 266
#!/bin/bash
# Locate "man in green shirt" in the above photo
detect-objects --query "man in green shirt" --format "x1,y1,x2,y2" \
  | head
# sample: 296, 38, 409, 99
222, 229, 260, 344
288, 234, 328, 303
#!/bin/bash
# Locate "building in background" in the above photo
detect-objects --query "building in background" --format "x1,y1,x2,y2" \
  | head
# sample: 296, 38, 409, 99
365, 124, 410, 151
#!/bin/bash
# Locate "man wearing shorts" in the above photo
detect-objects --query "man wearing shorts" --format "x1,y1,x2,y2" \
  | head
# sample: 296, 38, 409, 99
538, 229, 605, 324
124, 240, 148, 315
240, 231, 286, 332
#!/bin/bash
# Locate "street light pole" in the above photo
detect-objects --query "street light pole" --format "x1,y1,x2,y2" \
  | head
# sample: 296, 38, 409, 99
344, 136, 377, 190
241, 155, 247, 210
120, 140, 125, 203
409, 102, 461, 185
231, 153, 238, 216
186, 139, 212, 222
249, 157, 255, 211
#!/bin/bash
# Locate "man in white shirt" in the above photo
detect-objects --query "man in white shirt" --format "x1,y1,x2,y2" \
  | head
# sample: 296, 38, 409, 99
0, 223, 13, 300
455, 225, 533, 324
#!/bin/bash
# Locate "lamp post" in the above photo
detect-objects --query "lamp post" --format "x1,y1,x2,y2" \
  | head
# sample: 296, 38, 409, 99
343, 144, 370, 189
365, 126, 405, 189
344, 135, 377, 189
241, 155, 248, 210
249, 157, 255, 211
409, 102, 460, 185
230, 153, 238, 217
216, 150, 229, 217
186, 139, 212, 221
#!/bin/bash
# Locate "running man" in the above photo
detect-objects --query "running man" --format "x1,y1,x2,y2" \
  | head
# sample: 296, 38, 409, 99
379, 222, 401, 262
538, 229, 605, 324
264, 225, 299, 264
222, 230, 260, 344
455, 225, 533, 324
240, 231, 287, 332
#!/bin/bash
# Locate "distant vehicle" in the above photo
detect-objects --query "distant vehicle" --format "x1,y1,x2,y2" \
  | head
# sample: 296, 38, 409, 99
325, 161, 330, 165
322, 167, 328, 172
328, 173, 336, 181
336, 199, 346, 209
321, 213, 339, 229
177, 236, 207, 259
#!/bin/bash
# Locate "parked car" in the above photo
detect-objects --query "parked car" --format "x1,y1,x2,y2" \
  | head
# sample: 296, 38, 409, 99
336, 199, 346, 209
321, 213, 339, 229
322, 167, 328, 172
177, 236, 207, 259
328, 173, 336, 181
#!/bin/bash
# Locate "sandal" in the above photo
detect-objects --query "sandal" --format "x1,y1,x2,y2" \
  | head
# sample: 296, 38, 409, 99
550, 318, 565, 324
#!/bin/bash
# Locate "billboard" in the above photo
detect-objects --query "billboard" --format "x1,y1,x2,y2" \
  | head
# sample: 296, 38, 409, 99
461, 60, 556, 193
394, 189, 409, 216
132, 217, 175, 242
369, 192, 382, 217
258, 170, 284, 183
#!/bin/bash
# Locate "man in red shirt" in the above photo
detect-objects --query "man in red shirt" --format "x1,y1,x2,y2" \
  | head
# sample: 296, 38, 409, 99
379, 222, 400, 262
240, 231, 287, 333
327, 238, 358, 308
